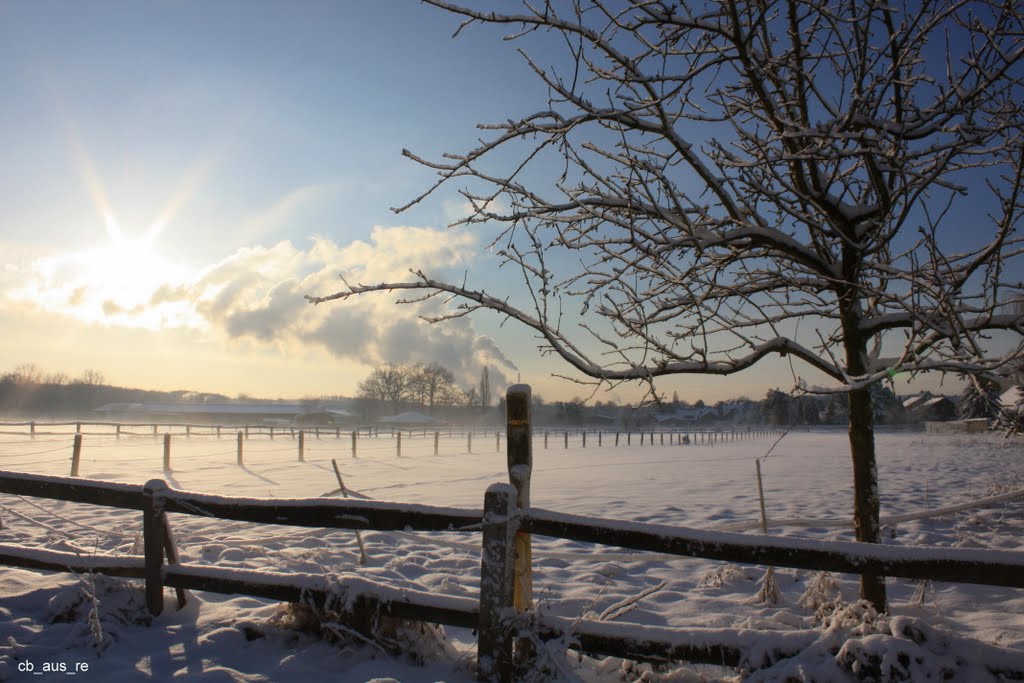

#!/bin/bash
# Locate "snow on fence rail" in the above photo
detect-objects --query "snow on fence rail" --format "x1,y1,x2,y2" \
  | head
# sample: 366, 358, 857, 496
0, 388, 1020, 682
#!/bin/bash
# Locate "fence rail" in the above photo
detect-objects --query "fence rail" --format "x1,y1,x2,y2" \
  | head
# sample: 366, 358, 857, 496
0, 386, 1020, 682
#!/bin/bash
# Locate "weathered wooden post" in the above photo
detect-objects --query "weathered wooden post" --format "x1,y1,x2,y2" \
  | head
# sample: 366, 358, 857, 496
582, 431, 587, 448
468, 431, 473, 454
163, 433, 172, 471
116, 424, 121, 439
351, 430, 358, 458
217, 425, 222, 438
477, 483, 518, 683
544, 431, 548, 450
505, 386, 533, 613
298, 430, 305, 462
237, 431, 243, 465
563, 431, 568, 449
70, 433, 83, 477
495, 430, 500, 453
143, 479, 168, 616
396, 431, 402, 458
434, 430, 440, 455
76, 421, 81, 433
186, 424, 191, 438
29, 421, 35, 438
615, 432, 619, 446
598, 431, 602, 446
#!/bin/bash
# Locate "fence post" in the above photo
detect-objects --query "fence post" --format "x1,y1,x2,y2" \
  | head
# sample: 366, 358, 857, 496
298, 430, 305, 462
496, 430, 500, 453
397, 431, 402, 458
505, 386, 533, 612
237, 431, 243, 465
544, 431, 548, 450
352, 430, 357, 458
143, 479, 168, 616
163, 433, 172, 471
70, 433, 83, 477
30, 421, 35, 438
468, 431, 473, 454
434, 430, 440, 456
598, 431, 602, 446
116, 424, 121, 439
478, 483, 518, 683
564, 431, 568, 449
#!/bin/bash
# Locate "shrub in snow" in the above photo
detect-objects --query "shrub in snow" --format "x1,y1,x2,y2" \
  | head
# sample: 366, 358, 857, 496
746, 602, 1024, 682
797, 572, 844, 621
269, 598, 455, 666
753, 566, 781, 607
45, 574, 149, 653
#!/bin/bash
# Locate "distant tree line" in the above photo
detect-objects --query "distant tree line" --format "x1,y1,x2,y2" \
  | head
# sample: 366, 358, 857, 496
0, 363, 231, 417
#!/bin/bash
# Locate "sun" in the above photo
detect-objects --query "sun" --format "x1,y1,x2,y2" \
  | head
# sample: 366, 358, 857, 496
86, 236, 173, 295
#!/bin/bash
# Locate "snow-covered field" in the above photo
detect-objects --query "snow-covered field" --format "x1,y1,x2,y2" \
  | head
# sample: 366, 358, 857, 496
0, 426, 1023, 681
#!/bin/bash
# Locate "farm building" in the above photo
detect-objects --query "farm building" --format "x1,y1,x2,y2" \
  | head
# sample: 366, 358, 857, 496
93, 401, 355, 425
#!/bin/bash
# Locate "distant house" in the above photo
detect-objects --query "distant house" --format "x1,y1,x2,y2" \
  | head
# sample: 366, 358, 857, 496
902, 394, 957, 422
1001, 386, 1024, 415
582, 412, 618, 426
294, 409, 357, 426
375, 411, 446, 428
94, 401, 355, 425
649, 406, 716, 426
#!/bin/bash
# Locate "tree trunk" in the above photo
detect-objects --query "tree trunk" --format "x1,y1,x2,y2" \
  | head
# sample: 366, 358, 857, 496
846, 372, 887, 611
848, 385, 885, 609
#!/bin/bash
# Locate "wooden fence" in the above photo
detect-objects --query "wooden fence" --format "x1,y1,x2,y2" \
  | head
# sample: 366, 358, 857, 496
0, 419, 783, 477
0, 387, 1021, 681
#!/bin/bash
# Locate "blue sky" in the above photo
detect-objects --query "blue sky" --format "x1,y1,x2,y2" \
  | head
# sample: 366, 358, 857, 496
0, 1, 973, 404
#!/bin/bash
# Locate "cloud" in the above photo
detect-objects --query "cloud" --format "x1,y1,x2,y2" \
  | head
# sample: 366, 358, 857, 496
194, 227, 517, 387
2, 226, 516, 390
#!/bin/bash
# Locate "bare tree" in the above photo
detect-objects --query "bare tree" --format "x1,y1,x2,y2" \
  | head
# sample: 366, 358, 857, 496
356, 363, 412, 414
479, 366, 491, 408
408, 362, 461, 411
310, 1, 1024, 610
5, 363, 44, 385
44, 372, 70, 386
76, 369, 106, 386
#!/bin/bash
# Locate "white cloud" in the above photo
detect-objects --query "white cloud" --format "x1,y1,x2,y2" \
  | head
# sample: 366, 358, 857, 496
2, 226, 516, 389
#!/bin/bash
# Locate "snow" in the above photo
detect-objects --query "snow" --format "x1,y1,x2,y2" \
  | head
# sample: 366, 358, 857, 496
0, 427, 1023, 680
